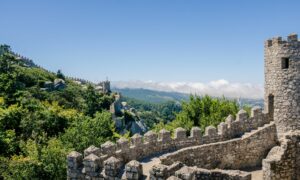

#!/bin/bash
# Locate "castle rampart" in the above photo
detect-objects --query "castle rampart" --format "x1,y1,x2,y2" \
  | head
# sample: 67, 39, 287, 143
264, 33, 300, 139
159, 122, 277, 169
67, 33, 300, 180
67, 107, 272, 179
262, 131, 300, 180
82, 107, 269, 164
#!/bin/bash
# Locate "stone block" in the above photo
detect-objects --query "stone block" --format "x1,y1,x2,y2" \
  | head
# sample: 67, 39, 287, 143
144, 130, 158, 144
83, 153, 102, 176
159, 129, 171, 142
67, 151, 83, 169
204, 126, 217, 137
104, 156, 122, 177
101, 141, 116, 155
149, 164, 168, 179
125, 160, 143, 180
217, 122, 228, 138
174, 127, 187, 141
131, 134, 143, 147
117, 137, 130, 151
84, 145, 101, 157
175, 166, 195, 180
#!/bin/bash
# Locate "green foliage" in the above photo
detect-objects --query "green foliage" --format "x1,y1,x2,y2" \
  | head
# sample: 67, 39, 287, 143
3, 155, 43, 180
0, 48, 119, 179
62, 111, 115, 152
2, 137, 70, 180
154, 95, 239, 133
123, 97, 181, 128
84, 85, 113, 117
242, 104, 252, 116
56, 70, 65, 80
19, 101, 79, 139
0, 44, 11, 55
0, 130, 18, 156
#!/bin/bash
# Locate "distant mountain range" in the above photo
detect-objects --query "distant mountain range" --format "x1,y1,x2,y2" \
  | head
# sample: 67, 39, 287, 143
112, 88, 189, 103
112, 87, 264, 107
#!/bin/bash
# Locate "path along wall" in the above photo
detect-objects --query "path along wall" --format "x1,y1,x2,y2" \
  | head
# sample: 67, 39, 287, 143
160, 122, 277, 170
262, 130, 300, 180
67, 107, 272, 179
84, 107, 269, 163
150, 163, 251, 180
168, 166, 251, 180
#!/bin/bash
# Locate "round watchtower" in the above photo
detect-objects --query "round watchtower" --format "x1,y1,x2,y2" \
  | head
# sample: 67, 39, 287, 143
264, 33, 300, 139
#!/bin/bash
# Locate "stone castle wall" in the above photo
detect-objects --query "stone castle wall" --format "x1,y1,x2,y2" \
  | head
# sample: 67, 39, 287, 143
83, 106, 269, 164
159, 122, 277, 170
167, 167, 251, 180
262, 130, 300, 180
264, 34, 300, 138
67, 107, 272, 179
67, 33, 300, 180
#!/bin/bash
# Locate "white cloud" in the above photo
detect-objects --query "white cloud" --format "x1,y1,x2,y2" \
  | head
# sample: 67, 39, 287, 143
111, 80, 263, 99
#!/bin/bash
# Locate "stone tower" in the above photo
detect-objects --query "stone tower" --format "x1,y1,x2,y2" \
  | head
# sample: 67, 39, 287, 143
264, 33, 300, 139
97, 80, 111, 94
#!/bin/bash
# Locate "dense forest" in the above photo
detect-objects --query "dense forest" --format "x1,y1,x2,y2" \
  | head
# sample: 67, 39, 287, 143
0, 45, 117, 179
0, 45, 245, 179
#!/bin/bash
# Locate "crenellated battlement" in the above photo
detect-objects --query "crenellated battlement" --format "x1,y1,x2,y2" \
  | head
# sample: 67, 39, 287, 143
67, 106, 272, 179
66, 33, 300, 180
84, 106, 269, 162
265, 33, 299, 47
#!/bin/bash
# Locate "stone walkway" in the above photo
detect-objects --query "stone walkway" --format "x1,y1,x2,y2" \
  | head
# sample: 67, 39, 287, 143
139, 152, 263, 180
250, 169, 263, 180
140, 155, 161, 177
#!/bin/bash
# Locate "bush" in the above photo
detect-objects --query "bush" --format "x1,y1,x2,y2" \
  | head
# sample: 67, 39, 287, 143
154, 95, 239, 133
62, 111, 115, 152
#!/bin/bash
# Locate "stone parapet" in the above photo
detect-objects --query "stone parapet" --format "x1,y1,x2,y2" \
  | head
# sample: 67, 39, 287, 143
67, 107, 273, 179
265, 33, 299, 47
160, 122, 277, 170
151, 165, 251, 180
262, 131, 300, 180
84, 107, 268, 161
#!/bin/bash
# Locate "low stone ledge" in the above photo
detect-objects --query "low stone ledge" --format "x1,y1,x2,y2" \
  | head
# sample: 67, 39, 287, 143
67, 107, 272, 179
262, 131, 300, 180
160, 122, 277, 170
124, 160, 143, 180
174, 166, 251, 180
89, 107, 268, 163
104, 156, 122, 178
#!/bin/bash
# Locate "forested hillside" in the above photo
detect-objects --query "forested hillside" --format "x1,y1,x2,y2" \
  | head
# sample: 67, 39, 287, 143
0, 45, 248, 179
113, 87, 264, 106
0, 45, 117, 179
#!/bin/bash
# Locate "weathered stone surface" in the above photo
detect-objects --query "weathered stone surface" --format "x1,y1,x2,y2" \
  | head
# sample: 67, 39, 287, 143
263, 131, 300, 180
149, 164, 168, 180
101, 141, 116, 156
173, 166, 251, 180
264, 33, 300, 139
67, 151, 83, 169
104, 156, 122, 178
84, 145, 101, 157
160, 123, 277, 170
124, 160, 143, 180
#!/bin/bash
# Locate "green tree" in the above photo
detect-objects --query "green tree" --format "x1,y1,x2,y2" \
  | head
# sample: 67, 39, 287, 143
85, 85, 102, 117
154, 95, 239, 133
56, 70, 65, 80
62, 111, 115, 152
0, 130, 18, 156
2, 137, 70, 180
0, 44, 11, 55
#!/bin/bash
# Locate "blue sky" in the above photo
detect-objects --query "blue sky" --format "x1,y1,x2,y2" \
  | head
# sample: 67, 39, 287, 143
0, 0, 299, 88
